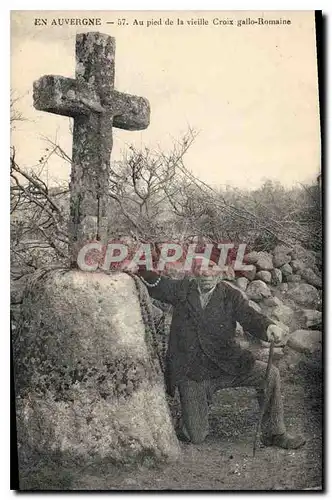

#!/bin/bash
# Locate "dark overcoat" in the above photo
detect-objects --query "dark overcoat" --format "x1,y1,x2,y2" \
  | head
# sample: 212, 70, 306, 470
140, 272, 273, 396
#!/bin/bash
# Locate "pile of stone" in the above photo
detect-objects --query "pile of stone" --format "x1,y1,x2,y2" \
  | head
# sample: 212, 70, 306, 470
234, 243, 322, 370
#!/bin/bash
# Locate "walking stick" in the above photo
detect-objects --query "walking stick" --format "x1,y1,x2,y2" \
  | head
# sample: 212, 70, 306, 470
252, 339, 275, 457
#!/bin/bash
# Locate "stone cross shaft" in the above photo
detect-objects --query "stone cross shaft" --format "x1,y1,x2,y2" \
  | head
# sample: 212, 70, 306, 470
33, 32, 150, 264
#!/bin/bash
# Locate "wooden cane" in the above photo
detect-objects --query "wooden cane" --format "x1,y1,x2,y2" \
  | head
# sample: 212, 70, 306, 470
252, 339, 275, 457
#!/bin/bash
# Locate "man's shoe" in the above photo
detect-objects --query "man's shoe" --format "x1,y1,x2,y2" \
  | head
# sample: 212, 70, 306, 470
262, 433, 306, 449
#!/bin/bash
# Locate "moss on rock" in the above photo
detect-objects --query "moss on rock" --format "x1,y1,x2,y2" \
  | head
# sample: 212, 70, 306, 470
13, 270, 180, 465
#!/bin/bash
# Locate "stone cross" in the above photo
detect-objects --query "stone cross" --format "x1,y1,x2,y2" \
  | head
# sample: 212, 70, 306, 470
33, 32, 150, 264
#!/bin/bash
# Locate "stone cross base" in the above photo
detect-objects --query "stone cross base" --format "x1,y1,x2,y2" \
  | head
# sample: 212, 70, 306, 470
14, 271, 180, 466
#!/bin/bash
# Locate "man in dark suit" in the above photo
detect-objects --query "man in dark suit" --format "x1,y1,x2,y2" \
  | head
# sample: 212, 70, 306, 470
137, 260, 305, 450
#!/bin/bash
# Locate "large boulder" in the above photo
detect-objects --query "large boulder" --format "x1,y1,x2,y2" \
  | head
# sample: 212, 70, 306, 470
270, 304, 294, 326
286, 329, 322, 355
13, 270, 180, 466
285, 274, 302, 284
280, 345, 307, 371
273, 245, 292, 256
287, 283, 320, 308
244, 251, 260, 264
290, 259, 305, 273
273, 245, 292, 268
273, 254, 291, 268
280, 263, 293, 277
240, 265, 257, 281
290, 244, 317, 269
299, 268, 322, 289
263, 296, 283, 307
301, 309, 322, 329
279, 283, 289, 293
235, 277, 249, 292
256, 270, 272, 283
246, 280, 271, 301
255, 252, 274, 271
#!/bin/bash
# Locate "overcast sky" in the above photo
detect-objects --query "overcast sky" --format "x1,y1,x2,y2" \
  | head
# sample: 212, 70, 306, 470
11, 10, 320, 189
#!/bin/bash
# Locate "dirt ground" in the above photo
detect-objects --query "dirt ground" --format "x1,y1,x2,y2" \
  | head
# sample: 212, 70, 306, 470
20, 360, 322, 491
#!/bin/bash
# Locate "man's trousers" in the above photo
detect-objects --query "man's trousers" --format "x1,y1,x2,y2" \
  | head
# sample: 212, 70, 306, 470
178, 360, 286, 444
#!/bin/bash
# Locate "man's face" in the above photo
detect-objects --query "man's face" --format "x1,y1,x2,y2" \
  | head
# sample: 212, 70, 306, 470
196, 270, 219, 292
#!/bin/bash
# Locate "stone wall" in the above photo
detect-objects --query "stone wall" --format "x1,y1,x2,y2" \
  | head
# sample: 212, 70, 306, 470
233, 244, 322, 369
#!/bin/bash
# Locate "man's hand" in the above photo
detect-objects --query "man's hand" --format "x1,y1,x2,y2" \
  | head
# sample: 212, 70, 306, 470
266, 324, 284, 344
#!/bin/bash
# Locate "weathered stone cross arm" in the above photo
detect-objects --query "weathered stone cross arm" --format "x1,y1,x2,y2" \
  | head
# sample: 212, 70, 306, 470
32, 32, 151, 265
33, 75, 150, 131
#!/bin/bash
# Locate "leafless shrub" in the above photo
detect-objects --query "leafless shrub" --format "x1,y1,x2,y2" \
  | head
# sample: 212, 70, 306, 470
10, 92, 321, 277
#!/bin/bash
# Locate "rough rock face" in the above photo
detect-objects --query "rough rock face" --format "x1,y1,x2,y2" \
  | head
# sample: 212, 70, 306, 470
290, 244, 317, 269
241, 265, 257, 281
287, 284, 320, 308
256, 270, 272, 283
255, 252, 274, 271
280, 263, 293, 277
270, 304, 294, 326
13, 270, 180, 465
287, 329, 322, 355
246, 280, 271, 301
290, 259, 305, 273
299, 268, 322, 289
263, 296, 283, 307
272, 245, 292, 268
273, 254, 292, 268
301, 309, 322, 329
244, 251, 260, 264
280, 345, 307, 371
285, 274, 302, 283
235, 277, 249, 291
273, 245, 292, 256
